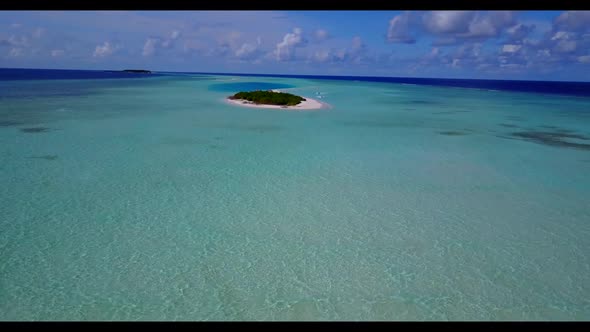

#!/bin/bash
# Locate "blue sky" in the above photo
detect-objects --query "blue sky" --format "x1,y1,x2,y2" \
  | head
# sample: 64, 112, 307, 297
1, 10, 589, 81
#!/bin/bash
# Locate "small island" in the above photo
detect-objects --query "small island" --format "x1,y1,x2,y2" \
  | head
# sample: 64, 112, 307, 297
122, 69, 152, 74
104, 69, 152, 74
226, 90, 327, 110
229, 90, 306, 106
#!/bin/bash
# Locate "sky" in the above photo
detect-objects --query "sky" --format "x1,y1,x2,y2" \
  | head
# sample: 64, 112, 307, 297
1, 10, 589, 81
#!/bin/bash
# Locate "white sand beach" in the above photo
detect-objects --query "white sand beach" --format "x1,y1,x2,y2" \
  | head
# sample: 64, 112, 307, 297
225, 96, 328, 110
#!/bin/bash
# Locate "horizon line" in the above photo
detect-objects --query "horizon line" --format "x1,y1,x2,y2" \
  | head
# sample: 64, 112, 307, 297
2, 67, 590, 84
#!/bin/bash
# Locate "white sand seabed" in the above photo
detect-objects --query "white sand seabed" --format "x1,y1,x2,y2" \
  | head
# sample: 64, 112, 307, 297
225, 90, 330, 110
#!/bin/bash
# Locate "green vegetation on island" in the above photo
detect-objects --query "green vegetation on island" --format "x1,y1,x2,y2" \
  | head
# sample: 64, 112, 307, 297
229, 90, 306, 106
123, 69, 152, 74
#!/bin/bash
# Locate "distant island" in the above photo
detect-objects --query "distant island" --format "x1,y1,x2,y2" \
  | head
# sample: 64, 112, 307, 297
104, 69, 152, 74
122, 69, 152, 74
229, 90, 306, 106
226, 89, 327, 110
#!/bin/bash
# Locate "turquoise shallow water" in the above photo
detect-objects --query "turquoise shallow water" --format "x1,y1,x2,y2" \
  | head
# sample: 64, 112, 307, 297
1, 74, 590, 320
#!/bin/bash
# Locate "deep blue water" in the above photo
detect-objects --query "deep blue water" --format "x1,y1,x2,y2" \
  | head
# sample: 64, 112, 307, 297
1, 68, 589, 97
208, 82, 295, 92
0, 68, 164, 81
187, 72, 590, 98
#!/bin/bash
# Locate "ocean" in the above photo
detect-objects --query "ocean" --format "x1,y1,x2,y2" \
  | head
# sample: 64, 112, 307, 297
1, 68, 589, 320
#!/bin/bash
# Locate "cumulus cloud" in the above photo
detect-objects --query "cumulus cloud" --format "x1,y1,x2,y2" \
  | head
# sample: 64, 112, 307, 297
502, 44, 522, 53
423, 11, 516, 44
235, 36, 262, 60
351, 36, 364, 51
423, 11, 475, 34
387, 12, 415, 43
161, 30, 181, 48
309, 36, 370, 65
554, 11, 590, 32
274, 28, 306, 61
142, 30, 182, 57
506, 23, 535, 43
8, 48, 23, 57
312, 49, 331, 62
528, 17, 590, 61
7, 35, 29, 48
93, 41, 117, 57
427, 47, 440, 59
142, 38, 159, 56
315, 29, 329, 41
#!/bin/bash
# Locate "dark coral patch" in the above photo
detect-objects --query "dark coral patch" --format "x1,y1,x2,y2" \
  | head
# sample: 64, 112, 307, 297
510, 131, 590, 151
439, 131, 469, 136
21, 127, 51, 133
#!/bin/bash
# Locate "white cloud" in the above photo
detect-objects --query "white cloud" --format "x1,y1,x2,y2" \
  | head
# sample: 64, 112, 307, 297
308, 36, 370, 65
142, 30, 182, 57
8, 47, 23, 57
313, 49, 331, 62
51, 49, 64, 57
506, 23, 535, 42
424, 11, 475, 34
142, 38, 159, 56
387, 11, 415, 43
161, 30, 181, 48
554, 11, 590, 32
274, 27, 306, 61
551, 31, 571, 41
577, 55, 590, 63
10, 23, 22, 29
235, 37, 262, 60
93, 41, 116, 57
315, 29, 329, 41
8, 35, 28, 47
424, 11, 516, 44
502, 44, 522, 53
351, 36, 363, 51
218, 30, 242, 49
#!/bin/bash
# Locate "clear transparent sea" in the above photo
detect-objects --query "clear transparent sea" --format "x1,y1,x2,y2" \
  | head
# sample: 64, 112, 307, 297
1, 70, 590, 320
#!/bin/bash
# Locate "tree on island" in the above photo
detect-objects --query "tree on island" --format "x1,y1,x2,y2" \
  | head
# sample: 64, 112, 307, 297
229, 90, 306, 106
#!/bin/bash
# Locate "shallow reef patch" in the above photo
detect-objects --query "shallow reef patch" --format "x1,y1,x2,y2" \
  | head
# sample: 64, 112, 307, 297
508, 130, 590, 151
160, 137, 210, 146
28, 155, 58, 161
433, 110, 470, 115
0, 120, 25, 127
20, 127, 51, 133
505, 115, 526, 122
438, 131, 469, 136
